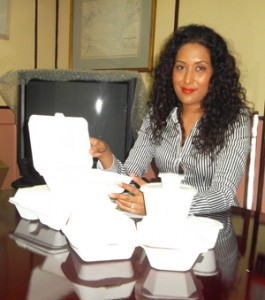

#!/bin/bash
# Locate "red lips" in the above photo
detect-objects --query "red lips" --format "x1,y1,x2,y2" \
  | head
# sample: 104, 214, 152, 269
181, 87, 195, 94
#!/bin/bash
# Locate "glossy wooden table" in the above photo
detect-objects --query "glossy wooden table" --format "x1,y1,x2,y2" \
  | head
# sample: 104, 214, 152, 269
0, 189, 265, 300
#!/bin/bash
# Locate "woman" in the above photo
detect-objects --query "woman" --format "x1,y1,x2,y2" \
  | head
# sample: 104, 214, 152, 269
90, 24, 252, 216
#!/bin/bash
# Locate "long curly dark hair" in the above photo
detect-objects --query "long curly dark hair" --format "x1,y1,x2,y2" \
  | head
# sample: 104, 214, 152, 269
149, 24, 252, 156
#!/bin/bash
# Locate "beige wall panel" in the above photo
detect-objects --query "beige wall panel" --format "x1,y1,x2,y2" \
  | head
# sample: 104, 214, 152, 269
37, 0, 56, 68
178, 0, 265, 114
2, 0, 264, 115
0, 0, 35, 72
57, 0, 71, 68
142, 0, 176, 91
0, 0, 35, 105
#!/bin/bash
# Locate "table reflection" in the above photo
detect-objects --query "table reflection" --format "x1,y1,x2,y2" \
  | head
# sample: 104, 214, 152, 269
135, 255, 203, 299
2, 206, 255, 300
134, 210, 239, 300
9, 219, 73, 299
192, 210, 239, 300
10, 218, 68, 255
207, 210, 239, 290
62, 249, 141, 299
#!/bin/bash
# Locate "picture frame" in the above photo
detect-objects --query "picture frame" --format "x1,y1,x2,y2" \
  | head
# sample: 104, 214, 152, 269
0, 0, 10, 39
174, 0, 180, 32
69, 0, 156, 72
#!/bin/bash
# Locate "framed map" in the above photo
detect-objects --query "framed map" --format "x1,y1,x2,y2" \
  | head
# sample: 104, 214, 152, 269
70, 0, 156, 71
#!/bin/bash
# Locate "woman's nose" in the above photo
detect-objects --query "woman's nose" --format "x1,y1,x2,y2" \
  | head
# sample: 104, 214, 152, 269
184, 69, 194, 85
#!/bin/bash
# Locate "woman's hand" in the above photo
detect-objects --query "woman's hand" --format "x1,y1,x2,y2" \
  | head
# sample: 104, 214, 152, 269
89, 137, 113, 169
109, 174, 147, 215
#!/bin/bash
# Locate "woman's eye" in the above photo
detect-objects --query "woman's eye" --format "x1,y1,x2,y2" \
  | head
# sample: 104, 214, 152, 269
175, 64, 185, 70
196, 66, 206, 71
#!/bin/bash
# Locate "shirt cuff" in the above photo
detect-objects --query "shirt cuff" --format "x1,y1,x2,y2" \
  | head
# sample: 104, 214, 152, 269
96, 154, 119, 173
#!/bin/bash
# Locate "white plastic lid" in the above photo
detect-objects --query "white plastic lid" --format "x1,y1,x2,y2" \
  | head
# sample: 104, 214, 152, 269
28, 113, 93, 174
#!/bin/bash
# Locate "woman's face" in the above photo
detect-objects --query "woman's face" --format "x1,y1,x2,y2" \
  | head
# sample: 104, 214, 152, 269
172, 42, 213, 110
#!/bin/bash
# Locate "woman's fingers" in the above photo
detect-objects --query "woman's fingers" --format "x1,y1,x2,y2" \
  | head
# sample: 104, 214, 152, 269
89, 137, 108, 156
109, 187, 146, 215
129, 173, 146, 186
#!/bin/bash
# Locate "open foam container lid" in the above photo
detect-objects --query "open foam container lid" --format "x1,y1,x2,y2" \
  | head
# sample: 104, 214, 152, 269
28, 113, 93, 174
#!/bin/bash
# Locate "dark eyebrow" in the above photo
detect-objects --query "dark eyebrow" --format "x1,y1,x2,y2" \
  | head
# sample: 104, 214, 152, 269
175, 60, 211, 66
195, 61, 212, 66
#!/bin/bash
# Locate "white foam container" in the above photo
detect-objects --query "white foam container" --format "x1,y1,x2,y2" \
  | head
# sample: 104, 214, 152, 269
28, 113, 93, 174
193, 249, 219, 276
28, 113, 95, 194
9, 199, 39, 220
62, 207, 138, 262
67, 240, 136, 263
141, 182, 197, 223
188, 216, 224, 249
137, 216, 223, 271
142, 245, 205, 272
9, 185, 72, 230
9, 114, 92, 229
9, 114, 132, 231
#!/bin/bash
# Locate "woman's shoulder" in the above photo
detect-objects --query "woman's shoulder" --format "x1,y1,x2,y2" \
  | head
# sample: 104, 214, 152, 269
237, 107, 252, 124
229, 108, 251, 134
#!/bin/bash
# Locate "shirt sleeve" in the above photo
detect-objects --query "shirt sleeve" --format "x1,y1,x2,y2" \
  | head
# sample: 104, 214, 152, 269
102, 114, 156, 176
190, 114, 251, 214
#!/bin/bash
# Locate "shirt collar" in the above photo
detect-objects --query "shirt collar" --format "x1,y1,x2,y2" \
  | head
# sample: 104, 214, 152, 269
170, 107, 179, 123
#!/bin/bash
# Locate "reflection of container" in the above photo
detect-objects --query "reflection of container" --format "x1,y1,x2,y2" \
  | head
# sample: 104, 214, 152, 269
27, 266, 74, 300
71, 251, 135, 282
9, 218, 68, 255
9, 219, 73, 300
26, 252, 73, 300
61, 250, 138, 300
72, 281, 135, 300
135, 257, 203, 300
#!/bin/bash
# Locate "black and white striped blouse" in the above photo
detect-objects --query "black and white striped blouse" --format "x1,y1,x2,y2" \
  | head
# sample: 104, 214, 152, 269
108, 107, 251, 214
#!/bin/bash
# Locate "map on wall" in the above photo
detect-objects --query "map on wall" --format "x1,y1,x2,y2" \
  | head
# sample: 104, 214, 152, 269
80, 0, 141, 59
71, 0, 154, 70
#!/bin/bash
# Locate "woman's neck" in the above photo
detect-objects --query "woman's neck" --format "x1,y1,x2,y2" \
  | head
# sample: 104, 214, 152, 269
180, 106, 204, 145
181, 104, 204, 117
